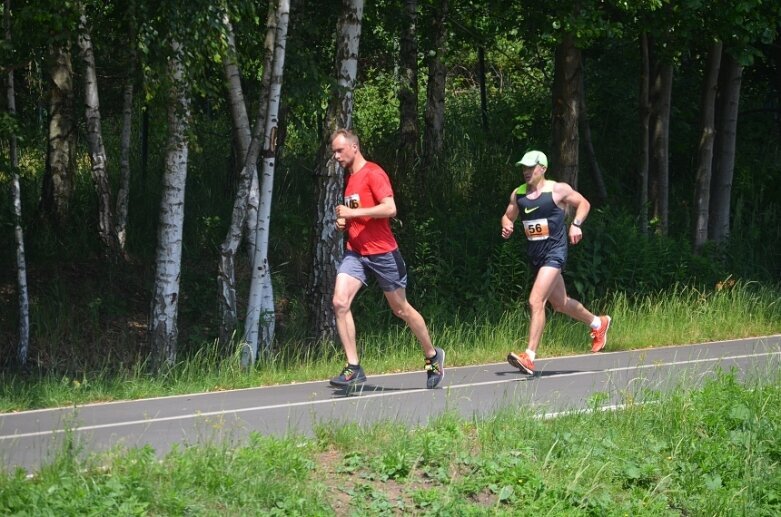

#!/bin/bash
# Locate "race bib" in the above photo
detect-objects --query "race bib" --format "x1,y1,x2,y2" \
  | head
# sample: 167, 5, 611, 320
345, 193, 361, 209
523, 218, 550, 241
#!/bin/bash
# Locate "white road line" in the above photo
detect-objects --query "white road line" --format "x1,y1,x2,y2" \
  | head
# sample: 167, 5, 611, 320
1, 350, 778, 441
7, 335, 780, 416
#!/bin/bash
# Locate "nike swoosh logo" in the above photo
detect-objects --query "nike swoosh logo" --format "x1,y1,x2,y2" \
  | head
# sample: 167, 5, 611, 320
524, 206, 540, 214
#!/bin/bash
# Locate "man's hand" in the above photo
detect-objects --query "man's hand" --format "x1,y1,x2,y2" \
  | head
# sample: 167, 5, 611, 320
335, 203, 352, 231
568, 224, 583, 245
335, 204, 354, 219
501, 221, 514, 239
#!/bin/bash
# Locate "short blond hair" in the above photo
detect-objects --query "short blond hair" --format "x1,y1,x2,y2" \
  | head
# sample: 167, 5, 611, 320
330, 128, 360, 148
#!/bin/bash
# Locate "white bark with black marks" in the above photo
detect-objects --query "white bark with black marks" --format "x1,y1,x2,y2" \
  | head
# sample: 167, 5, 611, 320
78, 6, 116, 255
218, 3, 277, 346
5, 0, 30, 366
243, 0, 290, 364
149, 41, 190, 371
308, 0, 364, 344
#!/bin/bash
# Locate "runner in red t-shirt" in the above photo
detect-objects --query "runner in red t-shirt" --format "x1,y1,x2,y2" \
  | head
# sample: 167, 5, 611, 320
342, 161, 398, 256
328, 129, 445, 389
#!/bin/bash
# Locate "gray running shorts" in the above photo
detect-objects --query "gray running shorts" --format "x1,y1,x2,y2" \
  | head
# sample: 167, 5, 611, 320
338, 249, 408, 292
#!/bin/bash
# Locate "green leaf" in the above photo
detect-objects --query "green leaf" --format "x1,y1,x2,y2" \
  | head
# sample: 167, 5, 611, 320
497, 485, 514, 502
704, 474, 723, 490
729, 403, 751, 422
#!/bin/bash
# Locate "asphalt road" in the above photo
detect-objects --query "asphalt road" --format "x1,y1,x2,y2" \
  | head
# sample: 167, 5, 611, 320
2, 335, 780, 473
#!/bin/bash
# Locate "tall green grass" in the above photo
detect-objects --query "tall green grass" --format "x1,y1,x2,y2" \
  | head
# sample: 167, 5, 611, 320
2, 371, 779, 514
1, 281, 778, 412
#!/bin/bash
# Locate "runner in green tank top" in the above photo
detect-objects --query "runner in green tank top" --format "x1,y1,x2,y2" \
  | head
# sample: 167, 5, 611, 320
500, 150, 611, 375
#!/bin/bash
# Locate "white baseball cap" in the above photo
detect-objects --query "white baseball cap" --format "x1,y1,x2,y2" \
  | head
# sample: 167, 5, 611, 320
516, 150, 548, 168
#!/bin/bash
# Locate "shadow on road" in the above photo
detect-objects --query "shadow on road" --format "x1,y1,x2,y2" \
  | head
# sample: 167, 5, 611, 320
329, 383, 430, 398
494, 369, 590, 378
329, 368, 595, 396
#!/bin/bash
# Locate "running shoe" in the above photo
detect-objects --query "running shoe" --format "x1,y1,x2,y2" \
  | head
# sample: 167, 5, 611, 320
425, 347, 446, 389
590, 315, 612, 352
507, 351, 535, 375
329, 364, 367, 387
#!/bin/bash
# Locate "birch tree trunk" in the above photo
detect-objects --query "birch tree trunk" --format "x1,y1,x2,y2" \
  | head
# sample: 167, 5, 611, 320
397, 0, 418, 176
116, 0, 136, 255
709, 51, 743, 244
219, 9, 252, 346
149, 42, 190, 371
551, 33, 581, 189
78, 6, 116, 255
692, 41, 722, 251
5, 0, 30, 366
218, 2, 276, 347
41, 43, 76, 225
241, 9, 281, 262
223, 13, 251, 160
422, 0, 447, 172
308, 0, 364, 344
638, 32, 651, 236
243, 0, 290, 364
649, 60, 673, 236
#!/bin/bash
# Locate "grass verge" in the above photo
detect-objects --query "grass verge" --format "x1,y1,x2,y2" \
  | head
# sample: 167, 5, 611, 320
1, 370, 779, 515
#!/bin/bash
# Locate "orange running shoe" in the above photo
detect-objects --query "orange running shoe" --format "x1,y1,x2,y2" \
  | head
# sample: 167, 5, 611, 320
590, 315, 612, 352
507, 352, 535, 375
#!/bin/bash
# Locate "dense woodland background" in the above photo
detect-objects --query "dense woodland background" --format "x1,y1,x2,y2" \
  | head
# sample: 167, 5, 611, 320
1, 0, 780, 374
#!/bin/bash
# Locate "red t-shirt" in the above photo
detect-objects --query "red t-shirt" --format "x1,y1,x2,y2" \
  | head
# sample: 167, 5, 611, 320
344, 162, 398, 255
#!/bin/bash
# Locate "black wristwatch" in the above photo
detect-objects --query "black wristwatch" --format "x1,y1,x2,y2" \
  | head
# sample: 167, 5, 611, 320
572, 218, 582, 228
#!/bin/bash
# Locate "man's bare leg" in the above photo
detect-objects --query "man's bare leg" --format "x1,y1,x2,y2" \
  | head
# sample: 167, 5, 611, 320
526, 266, 561, 353
546, 271, 610, 352
546, 273, 596, 325
384, 288, 435, 357
332, 273, 364, 365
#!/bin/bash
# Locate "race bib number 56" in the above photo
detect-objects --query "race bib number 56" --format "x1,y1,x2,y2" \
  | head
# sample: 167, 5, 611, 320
522, 218, 549, 241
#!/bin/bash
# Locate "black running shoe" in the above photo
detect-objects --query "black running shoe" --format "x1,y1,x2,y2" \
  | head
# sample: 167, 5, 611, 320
425, 347, 445, 389
329, 364, 367, 387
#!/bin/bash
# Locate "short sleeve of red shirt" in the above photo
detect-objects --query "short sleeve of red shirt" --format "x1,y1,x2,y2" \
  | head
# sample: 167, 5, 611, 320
344, 162, 398, 255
